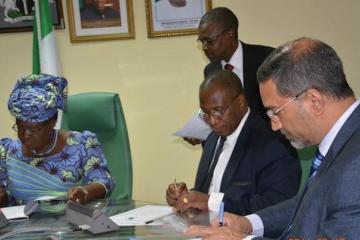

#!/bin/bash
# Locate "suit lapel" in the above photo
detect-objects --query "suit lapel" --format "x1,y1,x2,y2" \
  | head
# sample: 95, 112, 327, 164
242, 42, 252, 90
317, 104, 360, 178
220, 112, 255, 191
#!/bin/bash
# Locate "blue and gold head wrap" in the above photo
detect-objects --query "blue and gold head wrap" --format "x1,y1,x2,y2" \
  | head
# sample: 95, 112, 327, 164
8, 74, 68, 123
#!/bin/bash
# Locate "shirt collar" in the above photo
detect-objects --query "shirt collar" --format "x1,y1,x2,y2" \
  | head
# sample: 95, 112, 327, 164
225, 107, 250, 146
319, 99, 360, 156
221, 41, 243, 72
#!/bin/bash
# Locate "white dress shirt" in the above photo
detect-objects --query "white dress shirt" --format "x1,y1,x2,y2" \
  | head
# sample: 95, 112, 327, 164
207, 108, 250, 212
244, 99, 360, 239
221, 41, 244, 85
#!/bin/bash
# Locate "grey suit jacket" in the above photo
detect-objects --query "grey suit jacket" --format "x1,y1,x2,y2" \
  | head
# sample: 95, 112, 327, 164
255, 103, 360, 239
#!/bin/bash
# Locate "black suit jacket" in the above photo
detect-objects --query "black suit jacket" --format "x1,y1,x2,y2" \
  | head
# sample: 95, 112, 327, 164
194, 112, 301, 215
204, 42, 274, 120
204, 42, 297, 156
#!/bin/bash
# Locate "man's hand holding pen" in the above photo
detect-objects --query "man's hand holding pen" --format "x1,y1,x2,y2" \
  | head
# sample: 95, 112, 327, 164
166, 179, 188, 207
174, 191, 209, 213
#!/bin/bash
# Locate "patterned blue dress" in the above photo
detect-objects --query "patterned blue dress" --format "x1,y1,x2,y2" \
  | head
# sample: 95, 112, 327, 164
0, 130, 114, 204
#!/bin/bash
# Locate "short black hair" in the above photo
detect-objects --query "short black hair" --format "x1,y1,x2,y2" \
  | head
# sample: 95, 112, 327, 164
200, 7, 238, 38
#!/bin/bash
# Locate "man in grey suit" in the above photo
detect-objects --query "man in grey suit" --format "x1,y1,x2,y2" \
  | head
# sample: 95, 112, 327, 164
185, 37, 360, 239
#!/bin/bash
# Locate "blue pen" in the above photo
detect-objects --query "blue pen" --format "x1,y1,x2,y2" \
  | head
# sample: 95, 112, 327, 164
219, 201, 224, 226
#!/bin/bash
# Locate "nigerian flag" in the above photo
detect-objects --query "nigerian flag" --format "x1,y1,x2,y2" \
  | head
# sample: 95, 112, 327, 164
33, 0, 61, 75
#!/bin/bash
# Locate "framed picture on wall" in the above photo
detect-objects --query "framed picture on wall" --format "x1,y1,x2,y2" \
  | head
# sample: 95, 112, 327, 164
0, 0, 64, 33
67, 0, 135, 42
145, 0, 211, 38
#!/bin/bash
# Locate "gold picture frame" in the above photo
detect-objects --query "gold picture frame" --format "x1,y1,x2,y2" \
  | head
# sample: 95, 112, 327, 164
145, 0, 212, 38
67, 0, 135, 42
0, 0, 64, 33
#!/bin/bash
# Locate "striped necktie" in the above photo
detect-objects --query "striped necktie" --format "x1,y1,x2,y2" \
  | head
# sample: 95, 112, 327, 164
308, 148, 325, 179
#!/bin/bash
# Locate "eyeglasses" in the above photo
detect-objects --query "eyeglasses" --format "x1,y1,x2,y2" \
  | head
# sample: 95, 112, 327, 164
197, 29, 229, 47
199, 94, 239, 121
266, 90, 307, 122
12, 123, 47, 136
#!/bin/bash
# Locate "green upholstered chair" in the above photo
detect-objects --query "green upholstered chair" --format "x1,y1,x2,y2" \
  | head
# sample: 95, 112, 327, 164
297, 146, 317, 190
61, 92, 132, 200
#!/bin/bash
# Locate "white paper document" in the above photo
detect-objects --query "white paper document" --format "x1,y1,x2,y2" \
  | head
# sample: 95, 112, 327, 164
1, 205, 27, 220
34, 195, 67, 202
174, 112, 212, 140
109, 205, 173, 226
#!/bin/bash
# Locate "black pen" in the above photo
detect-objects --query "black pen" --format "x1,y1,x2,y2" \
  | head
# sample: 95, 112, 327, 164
145, 220, 154, 224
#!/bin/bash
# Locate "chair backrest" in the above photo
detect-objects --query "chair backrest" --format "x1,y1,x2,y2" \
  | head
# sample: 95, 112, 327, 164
297, 146, 317, 190
61, 92, 132, 200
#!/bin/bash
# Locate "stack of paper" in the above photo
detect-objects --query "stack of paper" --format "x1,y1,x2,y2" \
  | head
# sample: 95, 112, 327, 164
109, 205, 173, 226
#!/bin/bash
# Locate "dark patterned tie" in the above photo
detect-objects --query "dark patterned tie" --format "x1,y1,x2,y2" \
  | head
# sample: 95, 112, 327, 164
224, 63, 234, 71
201, 137, 227, 192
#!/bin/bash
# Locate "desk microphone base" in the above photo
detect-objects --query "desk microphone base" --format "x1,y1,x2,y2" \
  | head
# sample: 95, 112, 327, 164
65, 201, 119, 234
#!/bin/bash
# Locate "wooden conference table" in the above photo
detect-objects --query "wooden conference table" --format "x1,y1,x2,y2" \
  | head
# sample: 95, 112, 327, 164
0, 199, 211, 239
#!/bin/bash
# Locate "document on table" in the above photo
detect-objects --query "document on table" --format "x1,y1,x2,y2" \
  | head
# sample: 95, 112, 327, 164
34, 195, 67, 202
109, 205, 173, 226
0, 195, 68, 221
1, 205, 28, 220
174, 112, 212, 140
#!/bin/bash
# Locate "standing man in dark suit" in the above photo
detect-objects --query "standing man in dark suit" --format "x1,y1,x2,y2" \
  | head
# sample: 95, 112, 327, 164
185, 7, 274, 145
185, 38, 360, 239
166, 70, 301, 215
199, 7, 273, 120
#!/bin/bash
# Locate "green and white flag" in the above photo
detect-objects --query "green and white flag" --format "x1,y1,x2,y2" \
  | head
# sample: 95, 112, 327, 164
33, 0, 62, 128
33, 0, 61, 75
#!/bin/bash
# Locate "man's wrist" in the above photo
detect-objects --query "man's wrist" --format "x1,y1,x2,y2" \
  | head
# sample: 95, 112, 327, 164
245, 214, 264, 236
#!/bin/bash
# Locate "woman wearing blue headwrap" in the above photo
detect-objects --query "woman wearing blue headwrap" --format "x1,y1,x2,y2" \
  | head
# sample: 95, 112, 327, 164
0, 74, 114, 206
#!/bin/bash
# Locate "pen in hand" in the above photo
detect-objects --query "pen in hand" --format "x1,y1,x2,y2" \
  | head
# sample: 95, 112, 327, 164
173, 177, 178, 190
219, 201, 224, 226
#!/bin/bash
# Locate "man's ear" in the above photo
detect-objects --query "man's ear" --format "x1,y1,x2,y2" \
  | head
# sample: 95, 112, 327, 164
237, 94, 247, 108
227, 29, 235, 38
304, 89, 325, 116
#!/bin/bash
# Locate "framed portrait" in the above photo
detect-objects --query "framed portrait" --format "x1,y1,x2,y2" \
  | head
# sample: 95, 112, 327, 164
0, 0, 64, 33
67, 0, 135, 42
145, 0, 211, 38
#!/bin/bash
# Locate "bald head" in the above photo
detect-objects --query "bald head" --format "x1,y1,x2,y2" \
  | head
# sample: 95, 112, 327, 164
200, 70, 243, 97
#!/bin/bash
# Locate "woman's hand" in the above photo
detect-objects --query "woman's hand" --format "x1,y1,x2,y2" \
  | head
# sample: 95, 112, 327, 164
68, 182, 107, 204
68, 186, 88, 204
